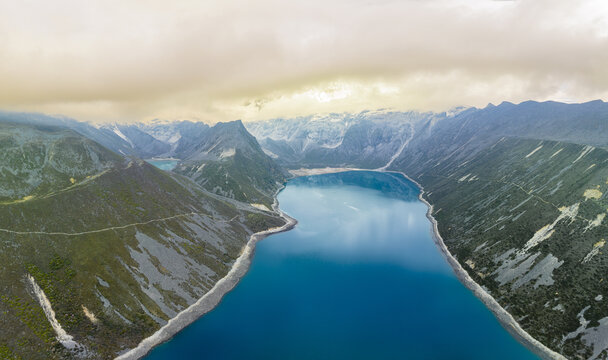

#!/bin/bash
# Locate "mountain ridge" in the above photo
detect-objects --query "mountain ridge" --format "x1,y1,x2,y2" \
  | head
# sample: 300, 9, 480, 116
2, 99, 607, 359
248, 100, 608, 359
174, 120, 287, 206
0, 120, 286, 359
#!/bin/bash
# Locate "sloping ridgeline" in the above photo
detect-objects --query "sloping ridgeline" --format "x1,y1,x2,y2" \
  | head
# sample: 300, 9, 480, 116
399, 138, 607, 359
390, 101, 608, 360
0, 122, 285, 359
174, 120, 286, 208
250, 100, 608, 359
0, 111, 289, 209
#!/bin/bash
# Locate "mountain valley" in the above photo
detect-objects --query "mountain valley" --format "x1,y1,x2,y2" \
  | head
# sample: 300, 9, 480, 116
0, 120, 286, 359
1, 99, 607, 359
248, 100, 608, 359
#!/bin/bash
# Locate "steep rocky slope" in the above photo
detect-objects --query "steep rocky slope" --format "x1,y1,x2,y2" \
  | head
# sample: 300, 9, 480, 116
246, 110, 452, 168
130, 120, 210, 159
0, 111, 285, 208
98, 125, 171, 159
0, 122, 285, 359
400, 138, 608, 359
0, 122, 121, 202
250, 100, 608, 359
248, 101, 608, 170
174, 120, 286, 207
0, 111, 140, 158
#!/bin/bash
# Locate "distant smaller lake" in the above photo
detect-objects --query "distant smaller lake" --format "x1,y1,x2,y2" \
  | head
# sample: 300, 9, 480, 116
146, 159, 179, 171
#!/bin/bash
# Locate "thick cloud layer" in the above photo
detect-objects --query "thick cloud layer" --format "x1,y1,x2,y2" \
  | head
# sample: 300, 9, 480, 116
1, 0, 607, 123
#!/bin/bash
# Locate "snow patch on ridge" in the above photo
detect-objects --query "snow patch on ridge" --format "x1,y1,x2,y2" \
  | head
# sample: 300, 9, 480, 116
262, 149, 279, 159
112, 125, 134, 148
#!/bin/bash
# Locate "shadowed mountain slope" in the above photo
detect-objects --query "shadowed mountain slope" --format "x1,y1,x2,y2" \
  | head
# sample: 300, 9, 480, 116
174, 120, 286, 207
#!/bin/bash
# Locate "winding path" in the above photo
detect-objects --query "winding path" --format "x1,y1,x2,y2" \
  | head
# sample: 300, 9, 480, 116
0, 212, 240, 237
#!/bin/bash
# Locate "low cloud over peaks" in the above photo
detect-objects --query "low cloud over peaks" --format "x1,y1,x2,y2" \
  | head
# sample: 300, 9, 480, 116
1, 0, 607, 123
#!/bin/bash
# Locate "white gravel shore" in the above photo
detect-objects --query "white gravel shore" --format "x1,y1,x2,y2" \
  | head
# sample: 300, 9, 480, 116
289, 167, 566, 360
115, 193, 297, 360
117, 167, 565, 360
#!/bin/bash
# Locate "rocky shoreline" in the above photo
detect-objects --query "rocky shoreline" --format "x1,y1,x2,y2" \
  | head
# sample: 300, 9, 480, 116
395, 171, 566, 360
289, 167, 566, 360
115, 192, 297, 360
116, 167, 565, 360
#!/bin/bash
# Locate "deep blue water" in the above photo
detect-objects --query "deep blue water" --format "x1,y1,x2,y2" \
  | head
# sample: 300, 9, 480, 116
146, 171, 538, 360
146, 159, 179, 171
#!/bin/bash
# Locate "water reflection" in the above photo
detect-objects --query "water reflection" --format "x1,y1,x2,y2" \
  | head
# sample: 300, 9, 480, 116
145, 171, 538, 360
290, 171, 419, 202
145, 159, 179, 171
272, 175, 449, 273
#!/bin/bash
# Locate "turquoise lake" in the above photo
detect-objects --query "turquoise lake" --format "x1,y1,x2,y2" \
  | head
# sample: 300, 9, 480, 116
146, 159, 179, 171
145, 171, 538, 359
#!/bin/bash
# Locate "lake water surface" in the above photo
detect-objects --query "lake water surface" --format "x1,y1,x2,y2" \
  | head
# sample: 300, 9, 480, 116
145, 171, 538, 359
146, 159, 179, 171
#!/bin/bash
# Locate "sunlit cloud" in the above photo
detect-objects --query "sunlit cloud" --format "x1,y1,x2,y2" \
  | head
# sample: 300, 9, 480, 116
0, 0, 607, 123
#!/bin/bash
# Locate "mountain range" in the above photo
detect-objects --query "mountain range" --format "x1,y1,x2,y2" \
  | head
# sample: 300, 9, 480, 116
0, 117, 285, 359
1, 99, 607, 359
248, 100, 608, 360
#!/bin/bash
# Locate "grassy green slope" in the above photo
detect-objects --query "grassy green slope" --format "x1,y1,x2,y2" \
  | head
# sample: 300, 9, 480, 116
401, 138, 607, 359
250, 102, 608, 358
0, 122, 121, 202
0, 123, 285, 359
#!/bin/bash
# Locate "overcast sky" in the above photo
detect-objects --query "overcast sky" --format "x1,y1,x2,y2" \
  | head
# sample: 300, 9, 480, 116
1, 0, 607, 123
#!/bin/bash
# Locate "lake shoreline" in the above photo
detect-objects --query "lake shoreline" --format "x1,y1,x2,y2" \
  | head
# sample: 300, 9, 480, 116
288, 167, 565, 360
145, 157, 180, 161
115, 188, 297, 360
117, 166, 564, 360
